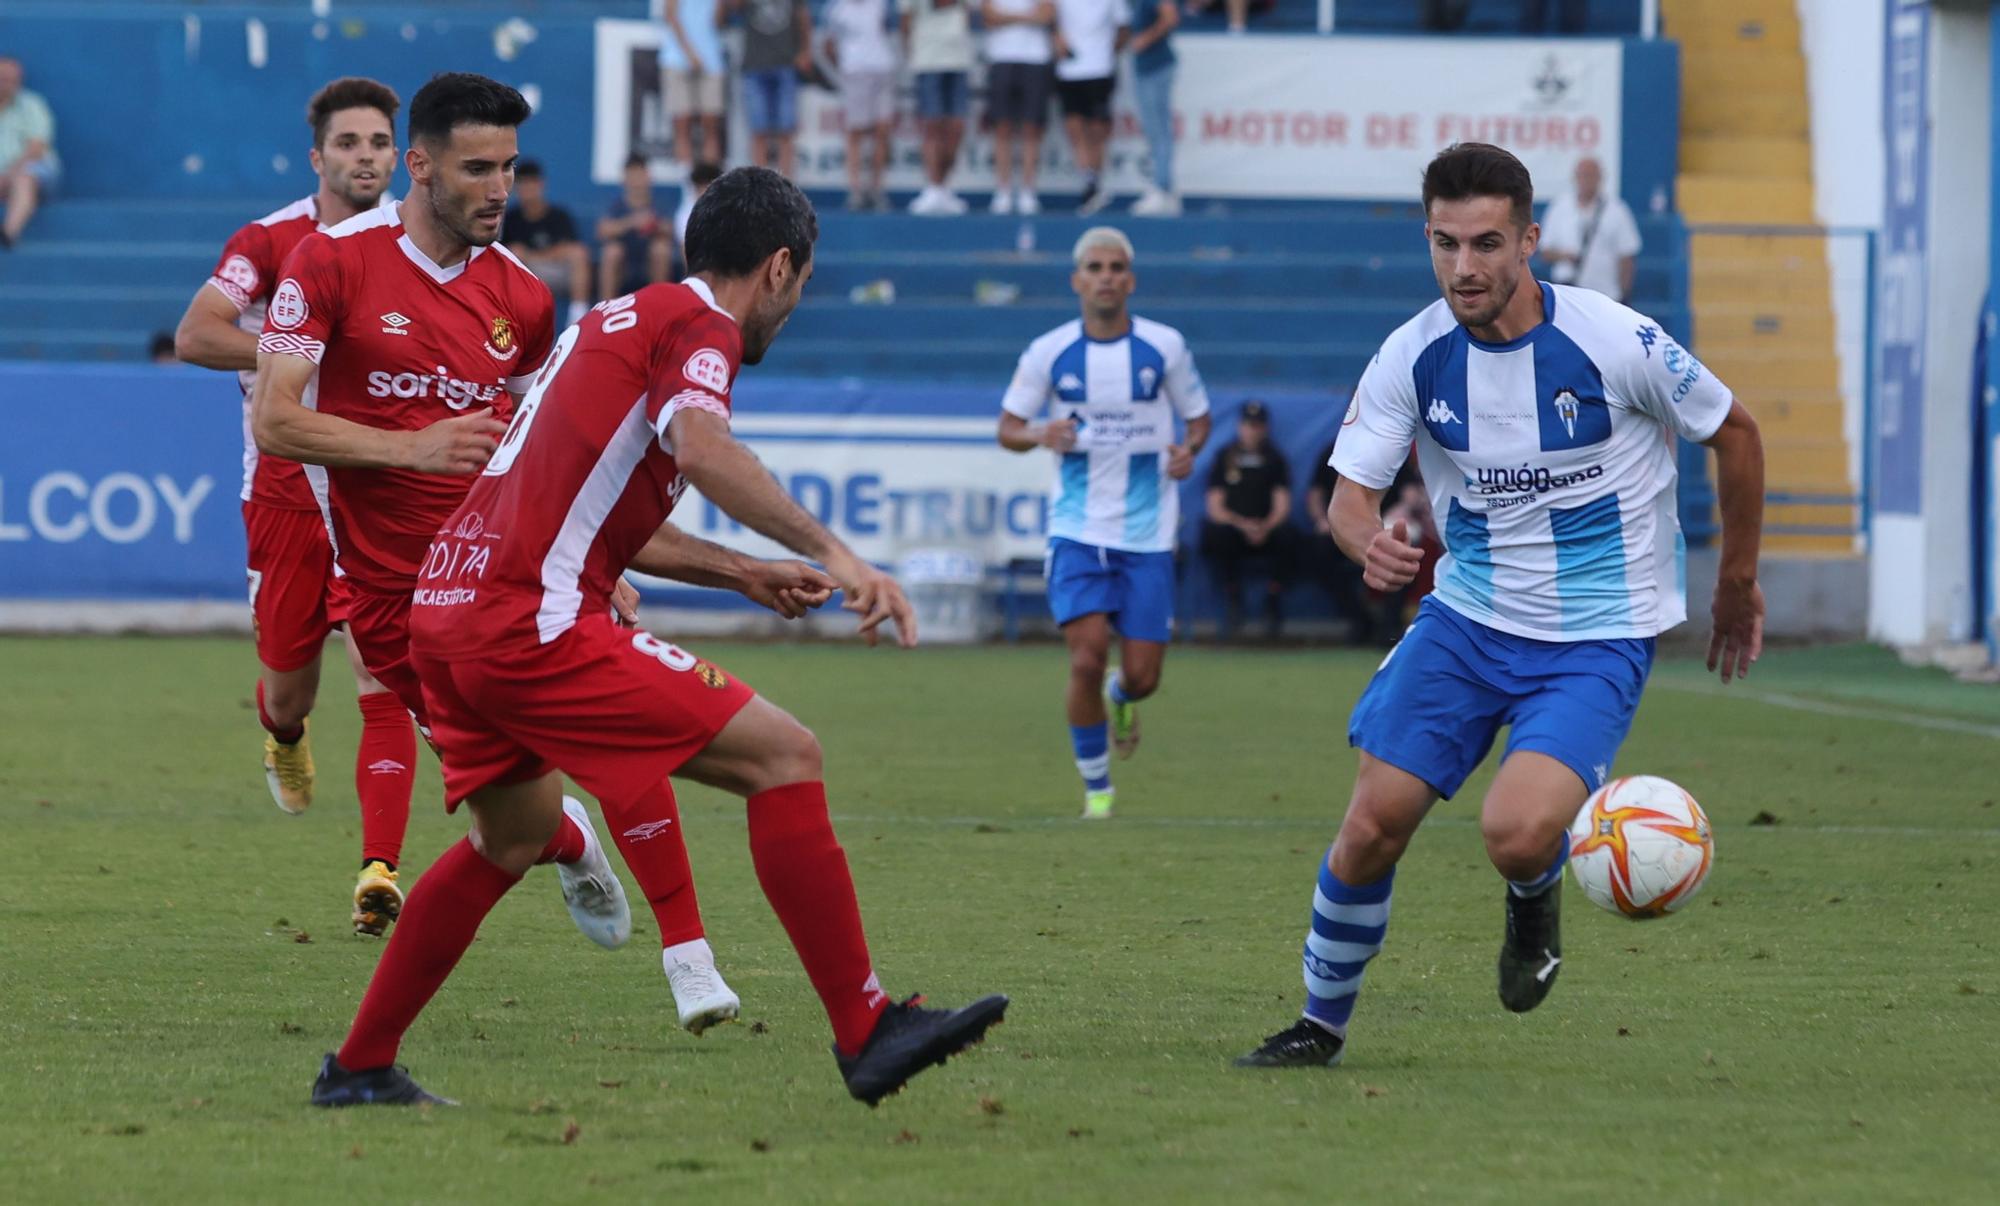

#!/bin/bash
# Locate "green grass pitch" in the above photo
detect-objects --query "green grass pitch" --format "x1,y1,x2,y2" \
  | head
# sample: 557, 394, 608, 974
2, 636, 1996, 1203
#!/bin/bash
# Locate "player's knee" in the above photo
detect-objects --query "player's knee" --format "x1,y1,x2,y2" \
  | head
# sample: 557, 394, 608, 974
1331, 803, 1411, 880
1481, 814, 1563, 881
1120, 663, 1160, 698
768, 720, 823, 787
263, 678, 315, 726
1068, 645, 1110, 682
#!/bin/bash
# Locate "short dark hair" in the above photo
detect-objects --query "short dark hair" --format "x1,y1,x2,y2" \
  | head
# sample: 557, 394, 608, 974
306, 77, 400, 149
515, 159, 544, 181
689, 161, 723, 189
624, 152, 649, 171
684, 166, 818, 279
1421, 142, 1535, 228
407, 72, 531, 148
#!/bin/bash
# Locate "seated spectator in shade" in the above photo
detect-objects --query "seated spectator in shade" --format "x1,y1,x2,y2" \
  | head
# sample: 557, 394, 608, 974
901, 0, 975, 215
673, 160, 723, 266
1521, 0, 1587, 33
824, 0, 900, 210
1126, 0, 1179, 217
149, 332, 179, 364
1199, 401, 1305, 639
658, 0, 727, 165
598, 153, 674, 299
0, 56, 59, 250
501, 160, 593, 324
731, 0, 812, 178
1306, 435, 1438, 645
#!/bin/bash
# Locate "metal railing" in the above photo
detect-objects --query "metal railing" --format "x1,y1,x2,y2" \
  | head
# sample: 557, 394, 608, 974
1315, 1, 1660, 36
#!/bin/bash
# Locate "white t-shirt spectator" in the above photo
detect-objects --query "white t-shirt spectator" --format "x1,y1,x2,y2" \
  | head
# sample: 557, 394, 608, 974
1539, 190, 1642, 301
901, 0, 977, 73
827, 0, 901, 75
985, 0, 1054, 64
1054, 0, 1130, 82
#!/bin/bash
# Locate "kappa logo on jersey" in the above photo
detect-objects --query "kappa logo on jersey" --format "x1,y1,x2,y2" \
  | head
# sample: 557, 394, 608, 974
380, 312, 412, 336
682, 348, 732, 394
1057, 372, 1084, 394
1426, 397, 1461, 426
217, 254, 260, 298
269, 278, 310, 329
366, 365, 507, 408
1553, 388, 1582, 439
485, 316, 519, 361
1635, 324, 1659, 359
623, 819, 677, 841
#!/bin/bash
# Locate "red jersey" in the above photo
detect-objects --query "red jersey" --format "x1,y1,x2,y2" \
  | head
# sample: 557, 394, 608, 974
258, 203, 555, 595
206, 195, 324, 510
409, 281, 742, 657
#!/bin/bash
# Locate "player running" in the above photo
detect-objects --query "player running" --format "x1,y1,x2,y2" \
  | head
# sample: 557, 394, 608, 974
249, 72, 744, 1036
1235, 143, 1765, 1069
307, 166, 1009, 1109
997, 226, 1211, 820
171, 77, 417, 850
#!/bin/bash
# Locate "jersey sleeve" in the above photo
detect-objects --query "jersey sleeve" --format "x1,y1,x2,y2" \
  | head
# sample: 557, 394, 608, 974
507, 278, 559, 393
258, 232, 345, 364
205, 222, 271, 313
1613, 325, 1733, 444
1163, 336, 1212, 421
1000, 340, 1053, 420
646, 310, 743, 451
1330, 348, 1421, 490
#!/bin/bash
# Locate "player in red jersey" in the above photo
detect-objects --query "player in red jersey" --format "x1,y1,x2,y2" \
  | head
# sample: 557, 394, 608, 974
246, 74, 648, 950
308, 167, 1008, 1110
172, 77, 420, 889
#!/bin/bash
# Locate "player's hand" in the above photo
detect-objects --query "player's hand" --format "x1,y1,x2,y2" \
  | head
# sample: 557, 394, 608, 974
1708, 576, 1764, 684
1165, 442, 1196, 479
1362, 519, 1424, 592
827, 552, 918, 648
406, 408, 509, 475
1040, 418, 1079, 452
611, 578, 642, 626
743, 560, 837, 619
1245, 521, 1270, 547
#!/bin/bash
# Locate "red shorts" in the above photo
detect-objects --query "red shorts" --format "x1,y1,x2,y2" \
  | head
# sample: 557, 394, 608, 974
342, 586, 428, 728
244, 501, 346, 673
412, 615, 756, 810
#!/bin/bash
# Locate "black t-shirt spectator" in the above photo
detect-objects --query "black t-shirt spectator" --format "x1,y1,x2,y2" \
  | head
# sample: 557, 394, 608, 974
1315, 437, 1421, 511
1209, 443, 1293, 519
502, 204, 580, 252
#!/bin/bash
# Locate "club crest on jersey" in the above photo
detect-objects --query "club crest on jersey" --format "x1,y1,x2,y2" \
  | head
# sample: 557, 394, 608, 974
486, 316, 518, 361
683, 347, 732, 395
693, 660, 728, 689
1553, 388, 1581, 438
270, 278, 309, 329
1137, 365, 1159, 397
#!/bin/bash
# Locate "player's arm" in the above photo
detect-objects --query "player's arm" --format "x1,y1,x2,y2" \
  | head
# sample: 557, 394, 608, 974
667, 407, 916, 645
249, 351, 507, 473
998, 411, 1077, 452
998, 342, 1076, 451
1264, 482, 1293, 528
628, 521, 836, 619
172, 284, 258, 370
1702, 399, 1765, 682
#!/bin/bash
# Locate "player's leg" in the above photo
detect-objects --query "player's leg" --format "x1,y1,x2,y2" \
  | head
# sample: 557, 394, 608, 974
1482, 636, 1653, 1013
597, 240, 625, 302
1262, 523, 1305, 639
677, 694, 1008, 1104
1045, 540, 1120, 814
246, 503, 336, 815
1104, 548, 1177, 761
312, 770, 565, 1107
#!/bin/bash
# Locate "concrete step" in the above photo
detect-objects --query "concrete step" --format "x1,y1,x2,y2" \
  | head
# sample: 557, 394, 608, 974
1681, 134, 1812, 178
1690, 302, 1835, 343
1682, 90, 1812, 140
1678, 175, 1816, 224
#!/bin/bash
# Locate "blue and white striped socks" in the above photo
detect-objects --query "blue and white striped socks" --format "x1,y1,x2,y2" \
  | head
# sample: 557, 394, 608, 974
1507, 831, 1570, 898
1302, 855, 1393, 1037
1070, 723, 1111, 792
1107, 672, 1132, 707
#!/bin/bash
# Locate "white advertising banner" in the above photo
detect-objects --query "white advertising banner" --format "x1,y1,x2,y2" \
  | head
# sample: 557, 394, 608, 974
594, 26, 1623, 200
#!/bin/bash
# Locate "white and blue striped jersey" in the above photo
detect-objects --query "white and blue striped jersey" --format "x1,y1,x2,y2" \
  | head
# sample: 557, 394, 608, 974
1333, 283, 1734, 641
1002, 316, 1212, 554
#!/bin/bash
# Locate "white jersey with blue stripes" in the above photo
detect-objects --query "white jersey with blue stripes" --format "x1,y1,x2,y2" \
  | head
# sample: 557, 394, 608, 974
1002, 316, 1212, 554
1333, 283, 1734, 641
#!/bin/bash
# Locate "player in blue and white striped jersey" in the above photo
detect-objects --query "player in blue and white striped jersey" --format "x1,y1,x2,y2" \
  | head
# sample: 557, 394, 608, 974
1237, 144, 1767, 1070
998, 226, 1212, 820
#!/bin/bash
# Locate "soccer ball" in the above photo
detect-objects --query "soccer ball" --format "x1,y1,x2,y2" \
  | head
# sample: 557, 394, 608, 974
1567, 776, 1714, 918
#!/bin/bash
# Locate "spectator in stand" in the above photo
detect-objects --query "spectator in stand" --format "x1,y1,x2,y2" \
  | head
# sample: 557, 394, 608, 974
1183, 0, 1267, 35
674, 160, 724, 263
658, 0, 727, 165
149, 332, 179, 364
983, 0, 1055, 215
1419, 0, 1471, 30
598, 152, 674, 299
1126, 0, 1179, 217
0, 56, 59, 250
1538, 156, 1640, 303
501, 160, 593, 324
1054, 0, 1128, 218
1306, 436, 1438, 645
902, 0, 975, 215
1199, 402, 1305, 639
824, 0, 900, 211
1521, 0, 1587, 33
732, 0, 812, 179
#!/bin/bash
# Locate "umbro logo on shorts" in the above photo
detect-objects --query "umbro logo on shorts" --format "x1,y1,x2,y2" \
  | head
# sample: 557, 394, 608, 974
623, 819, 677, 841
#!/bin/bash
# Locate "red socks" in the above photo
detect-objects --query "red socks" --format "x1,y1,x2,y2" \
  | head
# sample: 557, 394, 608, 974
535, 807, 587, 866
598, 781, 705, 947
746, 781, 885, 1056
335, 837, 519, 1070
355, 691, 417, 868
255, 679, 304, 745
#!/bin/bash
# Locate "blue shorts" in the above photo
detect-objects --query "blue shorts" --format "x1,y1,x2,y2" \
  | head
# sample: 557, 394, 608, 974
1046, 538, 1175, 643
915, 72, 970, 120
1349, 596, 1653, 799
742, 67, 798, 134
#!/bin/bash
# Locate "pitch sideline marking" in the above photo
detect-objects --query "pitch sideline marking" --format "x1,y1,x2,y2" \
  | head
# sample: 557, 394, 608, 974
1653, 681, 2000, 740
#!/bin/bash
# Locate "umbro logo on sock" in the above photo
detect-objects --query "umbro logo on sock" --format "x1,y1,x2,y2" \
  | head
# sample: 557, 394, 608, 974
622, 819, 676, 841
860, 970, 887, 1008
366, 759, 407, 774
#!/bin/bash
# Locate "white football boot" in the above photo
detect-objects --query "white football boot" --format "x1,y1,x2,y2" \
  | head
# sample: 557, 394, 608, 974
663, 939, 742, 1035
556, 796, 632, 950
